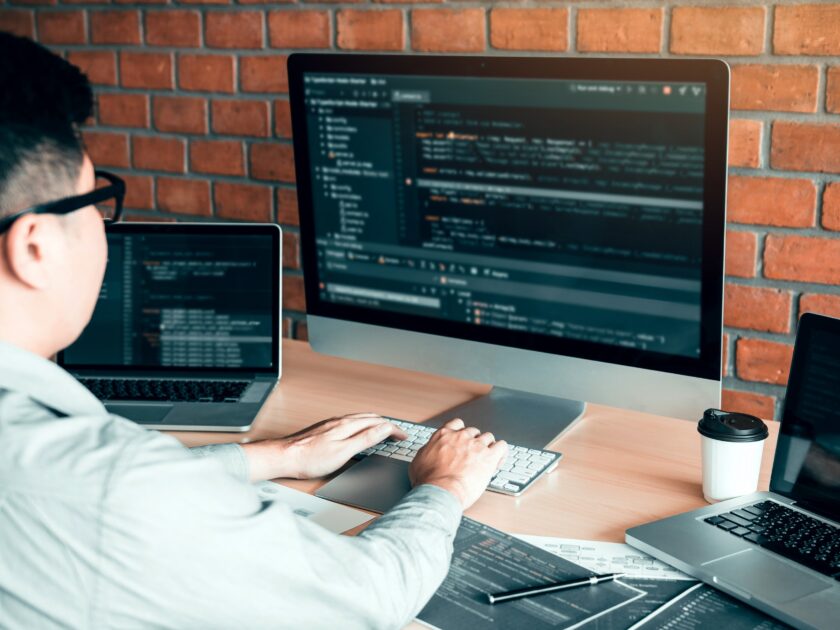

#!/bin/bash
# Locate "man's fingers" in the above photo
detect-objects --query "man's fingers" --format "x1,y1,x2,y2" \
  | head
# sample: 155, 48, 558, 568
443, 418, 465, 431
330, 416, 394, 440
490, 440, 509, 467
477, 432, 495, 446
347, 421, 406, 454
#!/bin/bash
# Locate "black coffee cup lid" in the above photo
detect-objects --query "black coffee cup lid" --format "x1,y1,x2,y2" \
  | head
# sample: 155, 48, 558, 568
698, 409, 768, 443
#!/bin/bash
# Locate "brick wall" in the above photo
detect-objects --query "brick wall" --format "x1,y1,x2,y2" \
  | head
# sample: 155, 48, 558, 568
1, 1, 839, 420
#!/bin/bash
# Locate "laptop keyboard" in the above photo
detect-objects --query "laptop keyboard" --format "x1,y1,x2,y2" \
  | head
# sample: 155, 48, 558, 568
79, 378, 249, 403
704, 500, 840, 579
356, 417, 562, 496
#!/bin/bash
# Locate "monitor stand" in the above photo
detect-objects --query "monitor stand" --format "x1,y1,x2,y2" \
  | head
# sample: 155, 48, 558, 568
423, 387, 586, 450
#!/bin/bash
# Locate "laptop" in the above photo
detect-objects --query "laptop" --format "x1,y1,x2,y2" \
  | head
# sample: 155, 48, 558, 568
626, 312, 840, 630
58, 222, 282, 432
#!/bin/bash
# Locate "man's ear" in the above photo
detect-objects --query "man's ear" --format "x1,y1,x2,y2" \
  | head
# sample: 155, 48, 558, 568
3, 214, 56, 290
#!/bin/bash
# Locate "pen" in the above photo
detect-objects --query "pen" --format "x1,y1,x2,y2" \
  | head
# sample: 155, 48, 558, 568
486, 573, 626, 604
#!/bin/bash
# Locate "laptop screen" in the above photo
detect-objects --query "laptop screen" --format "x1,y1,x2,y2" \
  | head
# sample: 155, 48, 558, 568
772, 313, 840, 516
61, 225, 279, 372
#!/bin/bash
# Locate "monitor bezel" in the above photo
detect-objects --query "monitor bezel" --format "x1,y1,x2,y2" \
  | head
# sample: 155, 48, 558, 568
58, 222, 282, 375
289, 53, 728, 381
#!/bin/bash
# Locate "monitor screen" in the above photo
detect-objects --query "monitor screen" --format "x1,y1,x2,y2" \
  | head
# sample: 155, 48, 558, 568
62, 228, 278, 371
291, 56, 727, 381
773, 315, 840, 516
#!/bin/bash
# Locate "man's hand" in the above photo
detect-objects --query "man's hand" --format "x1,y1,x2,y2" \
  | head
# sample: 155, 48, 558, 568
409, 418, 507, 510
242, 413, 407, 481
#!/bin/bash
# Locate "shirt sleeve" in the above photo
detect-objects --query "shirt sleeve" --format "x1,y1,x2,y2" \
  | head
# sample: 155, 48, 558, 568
189, 443, 249, 482
99, 431, 462, 630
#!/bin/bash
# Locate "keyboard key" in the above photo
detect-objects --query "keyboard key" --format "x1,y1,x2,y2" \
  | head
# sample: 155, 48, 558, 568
744, 532, 762, 543
731, 509, 757, 521
503, 483, 519, 492
705, 516, 725, 526
730, 527, 751, 537
722, 514, 753, 528
390, 454, 413, 462
743, 505, 765, 516
718, 521, 738, 531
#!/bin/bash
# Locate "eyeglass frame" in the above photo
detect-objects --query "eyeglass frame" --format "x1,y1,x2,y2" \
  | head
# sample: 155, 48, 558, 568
0, 170, 126, 235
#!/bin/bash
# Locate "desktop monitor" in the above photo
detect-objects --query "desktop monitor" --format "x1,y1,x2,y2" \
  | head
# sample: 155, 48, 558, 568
288, 54, 728, 448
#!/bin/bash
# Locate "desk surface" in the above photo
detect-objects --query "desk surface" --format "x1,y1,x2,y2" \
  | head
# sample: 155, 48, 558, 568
173, 339, 779, 542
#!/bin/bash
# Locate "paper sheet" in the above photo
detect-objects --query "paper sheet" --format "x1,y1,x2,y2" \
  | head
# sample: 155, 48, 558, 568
255, 481, 373, 533
514, 534, 693, 581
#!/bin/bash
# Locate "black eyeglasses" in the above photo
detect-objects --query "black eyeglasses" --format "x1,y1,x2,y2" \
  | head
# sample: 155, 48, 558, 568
0, 170, 126, 235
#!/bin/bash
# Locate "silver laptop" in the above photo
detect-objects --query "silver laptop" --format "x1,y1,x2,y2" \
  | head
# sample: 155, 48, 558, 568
58, 222, 282, 432
626, 312, 840, 630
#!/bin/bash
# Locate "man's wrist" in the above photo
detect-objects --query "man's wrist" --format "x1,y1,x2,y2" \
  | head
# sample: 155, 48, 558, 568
241, 439, 297, 482
417, 477, 467, 509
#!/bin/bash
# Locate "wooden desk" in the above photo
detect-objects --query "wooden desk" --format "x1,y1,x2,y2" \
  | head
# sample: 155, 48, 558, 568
173, 339, 779, 542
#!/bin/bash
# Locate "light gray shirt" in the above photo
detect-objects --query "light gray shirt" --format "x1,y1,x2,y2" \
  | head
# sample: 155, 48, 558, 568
0, 342, 462, 629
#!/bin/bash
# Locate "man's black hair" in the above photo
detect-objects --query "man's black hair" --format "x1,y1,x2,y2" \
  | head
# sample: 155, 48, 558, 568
0, 32, 94, 216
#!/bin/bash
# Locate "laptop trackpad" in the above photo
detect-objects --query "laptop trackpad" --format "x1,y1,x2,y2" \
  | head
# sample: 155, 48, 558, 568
316, 457, 412, 514
705, 549, 831, 603
106, 403, 172, 424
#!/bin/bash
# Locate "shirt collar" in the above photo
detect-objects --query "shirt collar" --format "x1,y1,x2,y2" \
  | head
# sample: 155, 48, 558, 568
0, 341, 105, 417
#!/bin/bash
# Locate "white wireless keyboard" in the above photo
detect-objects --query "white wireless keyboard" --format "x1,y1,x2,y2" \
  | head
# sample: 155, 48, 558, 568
357, 417, 562, 496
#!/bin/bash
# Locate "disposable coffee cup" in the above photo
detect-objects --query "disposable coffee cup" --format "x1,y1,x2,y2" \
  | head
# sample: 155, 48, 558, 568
698, 409, 768, 503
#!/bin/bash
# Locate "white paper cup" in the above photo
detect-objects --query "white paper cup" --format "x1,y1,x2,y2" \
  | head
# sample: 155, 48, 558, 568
698, 409, 768, 503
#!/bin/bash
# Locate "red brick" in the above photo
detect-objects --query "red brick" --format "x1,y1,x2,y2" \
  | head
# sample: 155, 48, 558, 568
724, 230, 757, 278
269, 10, 330, 49
90, 10, 140, 45
283, 230, 299, 269
214, 182, 272, 222
277, 187, 299, 225
68, 51, 116, 86
211, 100, 269, 137
6, 0, 55, 7
132, 136, 185, 173
274, 100, 292, 138
283, 274, 306, 312
178, 0, 230, 4
0, 10, 34, 38
800, 293, 840, 319
295, 319, 308, 342
764, 235, 840, 285
145, 10, 200, 47
120, 52, 172, 90
120, 174, 153, 210
824, 184, 840, 231
724, 284, 791, 334
721, 389, 775, 420
730, 65, 818, 113
774, 4, 840, 56
489, 8, 567, 52
337, 9, 404, 51
156, 177, 211, 216
205, 11, 263, 49
828, 67, 840, 114
577, 8, 661, 53
115, 0, 166, 4
178, 54, 234, 94
153, 96, 207, 134
189, 139, 244, 176
728, 119, 762, 169
771, 122, 840, 174
97, 93, 148, 128
37, 10, 85, 45
240, 55, 288, 93
670, 6, 765, 56
736, 338, 793, 386
412, 9, 485, 53
83, 131, 128, 168
250, 143, 295, 183
727, 176, 816, 228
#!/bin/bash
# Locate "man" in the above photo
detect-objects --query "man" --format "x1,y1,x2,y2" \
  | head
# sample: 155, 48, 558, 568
0, 33, 507, 628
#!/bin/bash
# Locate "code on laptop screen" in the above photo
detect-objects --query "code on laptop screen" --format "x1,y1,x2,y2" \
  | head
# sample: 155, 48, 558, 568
63, 232, 275, 370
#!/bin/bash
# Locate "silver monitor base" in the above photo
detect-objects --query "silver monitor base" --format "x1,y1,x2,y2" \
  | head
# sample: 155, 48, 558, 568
424, 387, 586, 450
